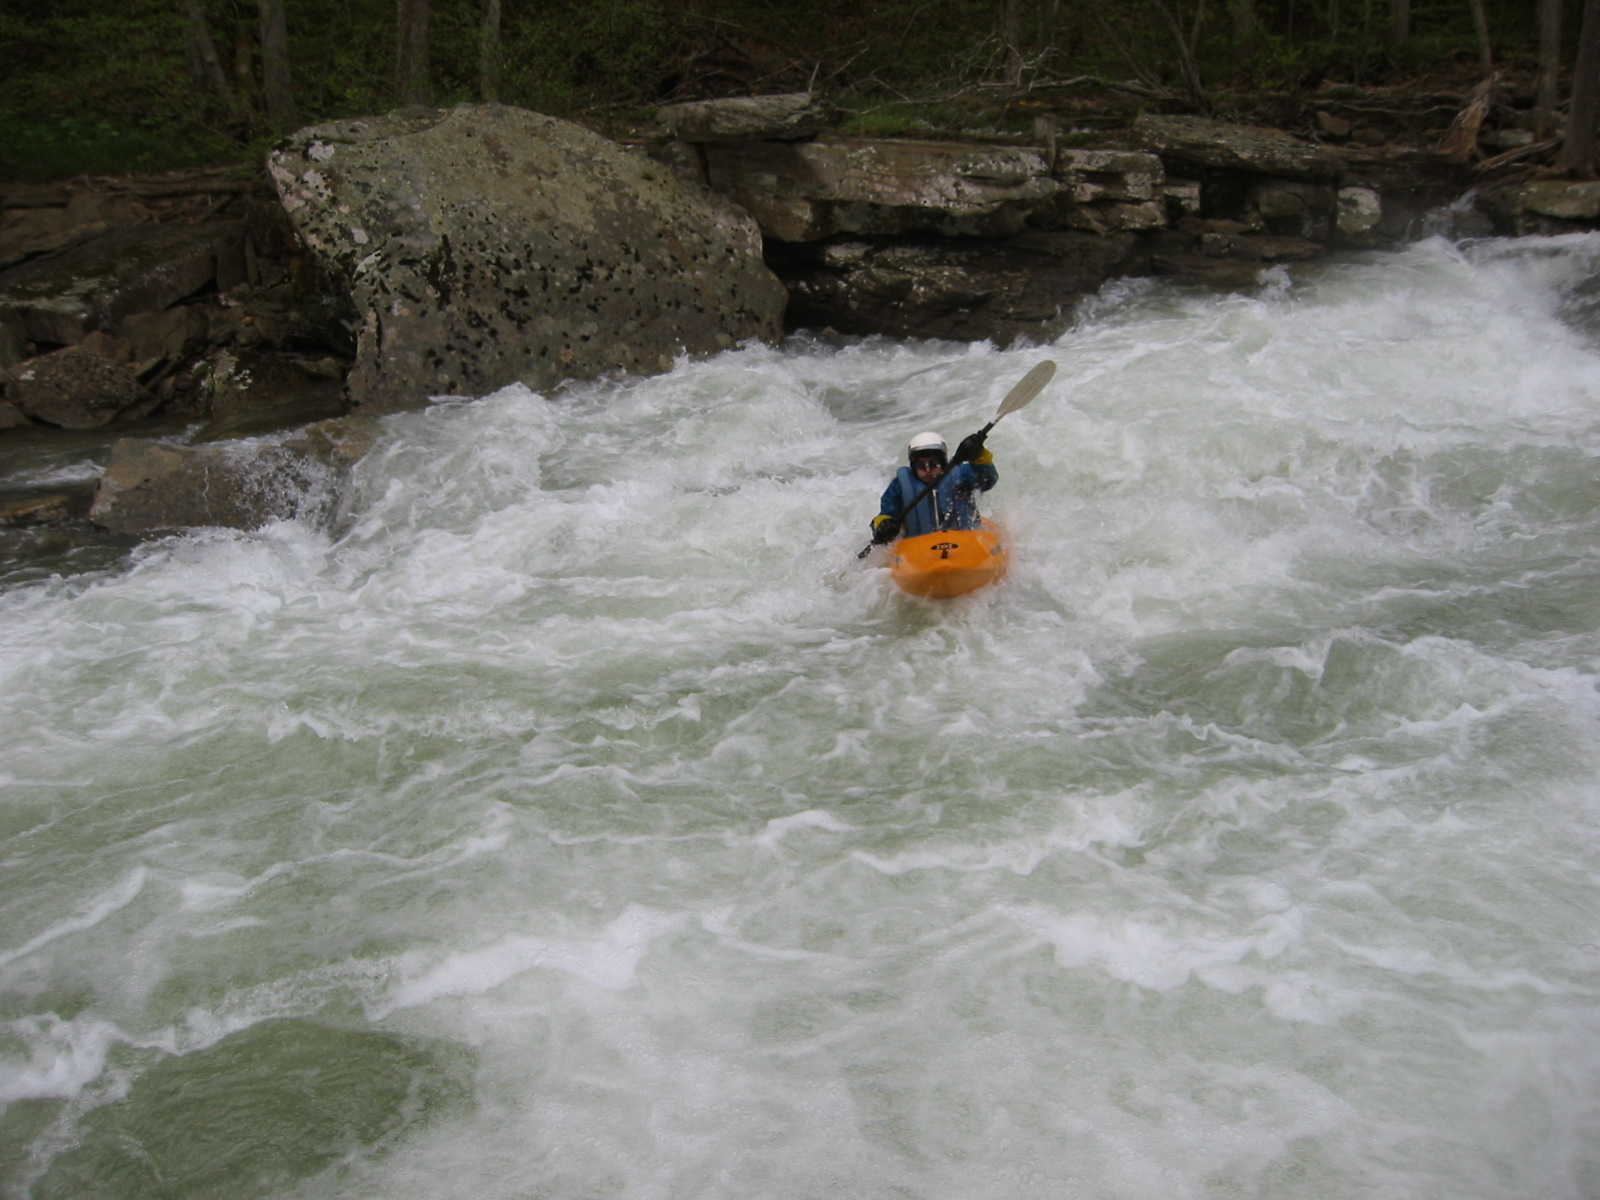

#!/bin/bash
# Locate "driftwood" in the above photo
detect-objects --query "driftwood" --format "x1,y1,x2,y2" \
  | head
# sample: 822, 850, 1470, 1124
1438, 74, 1497, 162
1474, 137, 1561, 174
0, 167, 260, 210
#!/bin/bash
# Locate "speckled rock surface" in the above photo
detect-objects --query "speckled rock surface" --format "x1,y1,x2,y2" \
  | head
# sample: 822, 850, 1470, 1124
267, 104, 787, 411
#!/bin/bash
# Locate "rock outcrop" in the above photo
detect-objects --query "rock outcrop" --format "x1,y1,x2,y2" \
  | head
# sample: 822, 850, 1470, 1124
657, 93, 833, 143
0, 220, 246, 355
0, 172, 353, 442
266, 103, 788, 411
660, 106, 1498, 342
6, 93, 1600, 542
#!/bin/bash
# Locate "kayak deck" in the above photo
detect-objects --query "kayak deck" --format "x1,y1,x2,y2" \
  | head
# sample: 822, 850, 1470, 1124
888, 525, 1008, 598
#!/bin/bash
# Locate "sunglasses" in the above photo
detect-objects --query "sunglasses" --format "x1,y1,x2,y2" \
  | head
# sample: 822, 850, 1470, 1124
911, 455, 945, 471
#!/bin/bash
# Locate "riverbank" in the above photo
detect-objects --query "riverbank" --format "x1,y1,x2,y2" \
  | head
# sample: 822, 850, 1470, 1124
2, 74, 1596, 556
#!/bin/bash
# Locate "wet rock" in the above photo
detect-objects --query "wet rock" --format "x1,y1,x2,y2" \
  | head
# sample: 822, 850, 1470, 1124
4, 345, 156, 429
89, 414, 382, 535
1251, 180, 1336, 240
267, 103, 786, 412
194, 347, 348, 441
1519, 180, 1600, 222
776, 231, 1142, 343
0, 491, 82, 525
1336, 187, 1385, 245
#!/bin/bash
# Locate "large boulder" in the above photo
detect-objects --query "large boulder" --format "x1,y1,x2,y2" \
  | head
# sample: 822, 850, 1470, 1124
266, 103, 787, 411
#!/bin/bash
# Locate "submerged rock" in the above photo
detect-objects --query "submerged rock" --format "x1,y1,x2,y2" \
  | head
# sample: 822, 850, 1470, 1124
267, 103, 788, 411
89, 415, 382, 535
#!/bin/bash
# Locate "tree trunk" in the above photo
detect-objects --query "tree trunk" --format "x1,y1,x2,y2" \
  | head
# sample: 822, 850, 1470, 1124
1000, 0, 1025, 87
1228, 0, 1258, 43
396, 0, 432, 105
1389, 0, 1409, 48
182, 0, 239, 116
478, 0, 502, 102
259, 0, 296, 128
1466, 0, 1492, 72
1536, 0, 1562, 139
1150, 0, 1207, 112
1562, 0, 1600, 176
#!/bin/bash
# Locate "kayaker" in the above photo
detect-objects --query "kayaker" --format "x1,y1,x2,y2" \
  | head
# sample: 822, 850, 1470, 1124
869, 430, 998, 544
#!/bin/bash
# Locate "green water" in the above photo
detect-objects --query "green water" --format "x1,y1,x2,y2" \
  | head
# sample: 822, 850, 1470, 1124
3, 237, 1599, 1199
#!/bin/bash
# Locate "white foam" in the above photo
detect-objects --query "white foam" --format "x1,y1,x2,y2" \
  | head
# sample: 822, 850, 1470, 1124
380, 906, 687, 1013
754, 809, 856, 851
0, 867, 148, 969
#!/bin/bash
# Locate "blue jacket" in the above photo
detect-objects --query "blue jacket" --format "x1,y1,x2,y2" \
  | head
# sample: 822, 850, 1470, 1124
878, 460, 998, 537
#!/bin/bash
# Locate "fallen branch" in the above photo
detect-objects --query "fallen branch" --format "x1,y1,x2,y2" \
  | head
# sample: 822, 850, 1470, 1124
1473, 136, 1561, 173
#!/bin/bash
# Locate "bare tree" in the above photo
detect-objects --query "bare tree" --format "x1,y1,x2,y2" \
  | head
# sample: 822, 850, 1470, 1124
479, 0, 502, 102
259, 0, 296, 128
1536, 0, 1562, 139
1562, 0, 1600, 176
396, 0, 432, 105
1466, 0, 1492, 73
1389, 0, 1410, 49
1000, 0, 1026, 87
1150, 0, 1208, 112
182, 0, 241, 118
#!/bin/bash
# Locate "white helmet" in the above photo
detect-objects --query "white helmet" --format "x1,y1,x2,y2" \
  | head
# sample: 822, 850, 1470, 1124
907, 431, 947, 465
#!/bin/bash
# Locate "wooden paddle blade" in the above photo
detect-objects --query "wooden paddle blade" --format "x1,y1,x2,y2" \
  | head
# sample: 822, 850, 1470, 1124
993, 359, 1055, 422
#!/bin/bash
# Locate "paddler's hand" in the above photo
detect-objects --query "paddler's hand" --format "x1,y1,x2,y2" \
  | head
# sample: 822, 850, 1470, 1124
953, 432, 989, 465
870, 514, 900, 543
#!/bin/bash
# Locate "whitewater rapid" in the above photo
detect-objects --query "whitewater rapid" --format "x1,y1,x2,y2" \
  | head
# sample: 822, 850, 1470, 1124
2, 235, 1599, 1199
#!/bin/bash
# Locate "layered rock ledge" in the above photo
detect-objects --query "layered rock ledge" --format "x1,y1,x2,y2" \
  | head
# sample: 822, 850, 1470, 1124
2, 95, 1596, 537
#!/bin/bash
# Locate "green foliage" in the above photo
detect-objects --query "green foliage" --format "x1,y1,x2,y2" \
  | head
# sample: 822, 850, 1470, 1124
0, 114, 243, 178
0, 0, 231, 176
836, 100, 974, 139
498, 1, 683, 112
0, 0, 1574, 179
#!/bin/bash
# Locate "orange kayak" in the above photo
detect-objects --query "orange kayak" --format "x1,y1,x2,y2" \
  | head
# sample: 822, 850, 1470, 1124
889, 525, 1008, 598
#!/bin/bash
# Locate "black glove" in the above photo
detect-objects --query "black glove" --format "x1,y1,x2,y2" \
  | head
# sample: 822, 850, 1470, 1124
953, 431, 988, 465
870, 514, 900, 543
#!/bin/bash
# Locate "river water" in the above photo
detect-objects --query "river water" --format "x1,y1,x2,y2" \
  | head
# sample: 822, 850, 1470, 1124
2, 234, 1599, 1199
